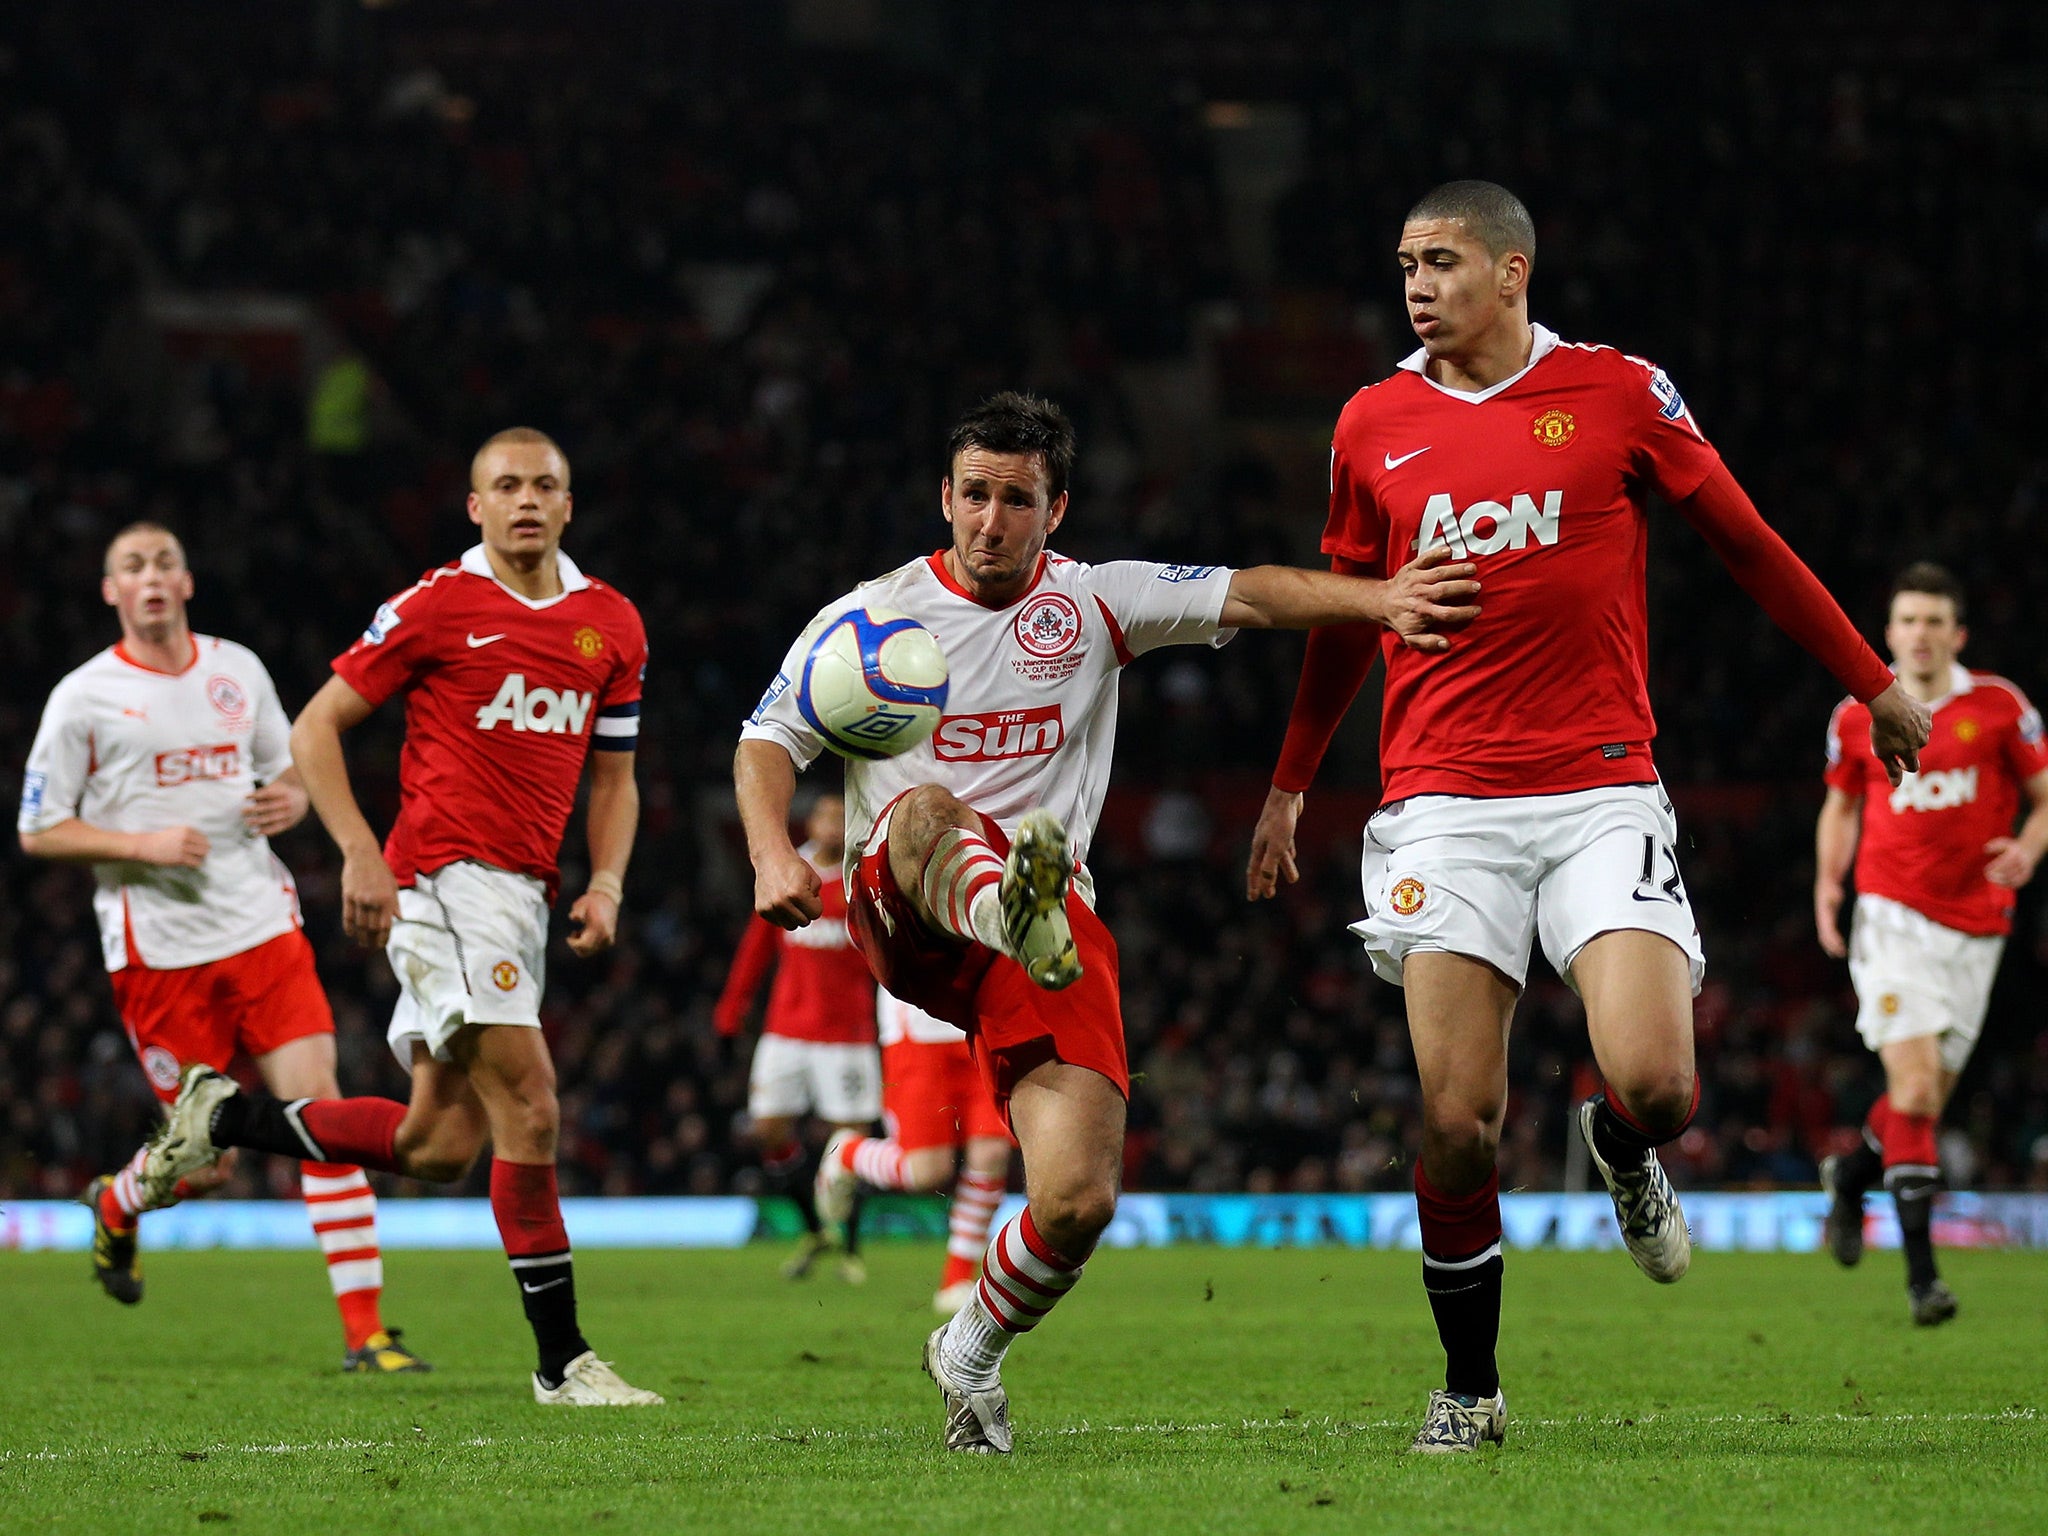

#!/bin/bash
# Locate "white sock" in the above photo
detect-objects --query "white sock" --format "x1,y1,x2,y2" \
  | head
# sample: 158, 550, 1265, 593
921, 828, 1009, 952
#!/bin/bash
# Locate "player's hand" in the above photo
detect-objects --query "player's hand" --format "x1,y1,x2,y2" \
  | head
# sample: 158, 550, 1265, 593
1381, 546, 1480, 652
566, 889, 620, 956
131, 826, 210, 867
755, 846, 823, 929
340, 845, 400, 949
1814, 878, 1849, 959
1866, 681, 1932, 787
1984, 836, 2042, 890
1246, 786, 1303, 901
241, 779, 308, 837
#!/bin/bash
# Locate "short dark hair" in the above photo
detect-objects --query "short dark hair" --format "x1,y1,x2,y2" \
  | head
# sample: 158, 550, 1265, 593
471, 425, 569, 490
1405, 179, 1536, 262
104, 520, 186, 574
946, 391, 1076, 501
1890, 561, 1966, 622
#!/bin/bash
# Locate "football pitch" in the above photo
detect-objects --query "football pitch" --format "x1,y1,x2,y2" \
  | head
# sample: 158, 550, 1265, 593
2, 1245, 2042, 1535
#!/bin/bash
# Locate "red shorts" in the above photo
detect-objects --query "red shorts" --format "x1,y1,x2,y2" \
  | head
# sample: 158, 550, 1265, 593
883, 1038, 1011, 1152
108, 929, 335, 1103
848, 804, 1127, 1115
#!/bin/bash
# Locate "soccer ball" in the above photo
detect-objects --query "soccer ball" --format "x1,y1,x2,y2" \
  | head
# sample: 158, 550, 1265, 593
797, 606, 949, 759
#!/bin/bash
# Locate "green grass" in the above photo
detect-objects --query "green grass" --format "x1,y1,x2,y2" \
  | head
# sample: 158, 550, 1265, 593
1, 1244, 2042, 1534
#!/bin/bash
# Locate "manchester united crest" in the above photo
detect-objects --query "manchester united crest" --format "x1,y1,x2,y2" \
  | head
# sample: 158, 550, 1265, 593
1531, 409, 1576, 451
492, 960, 521, 992
1954, 718, 1979, 744
1389, 876, 1427, 917
572, 625, 606, 660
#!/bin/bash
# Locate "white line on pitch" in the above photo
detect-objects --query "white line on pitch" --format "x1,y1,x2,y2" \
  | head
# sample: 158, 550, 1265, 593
1, 1407, 2036, 1464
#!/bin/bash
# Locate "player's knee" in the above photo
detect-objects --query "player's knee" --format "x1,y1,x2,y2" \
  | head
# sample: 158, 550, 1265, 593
1035, 1180, 1117, 1250
1421, 1102, 1503, 1172
1615, 1070, 1696, 1139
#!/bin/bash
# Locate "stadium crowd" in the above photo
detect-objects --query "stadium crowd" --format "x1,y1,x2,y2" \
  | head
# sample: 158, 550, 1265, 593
5, 1, 2047, 1206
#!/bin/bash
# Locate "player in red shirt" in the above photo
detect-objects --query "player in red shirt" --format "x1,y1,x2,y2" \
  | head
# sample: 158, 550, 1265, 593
1814, 563, 2048, 1324
1245, 182, 1932, 1451
144, 428, 662, 1406
713, 791, 882, 1282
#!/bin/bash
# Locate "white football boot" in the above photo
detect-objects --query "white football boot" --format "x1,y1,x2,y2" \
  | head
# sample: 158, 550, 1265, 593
814, 1128, 860, 1229
140, 1065, 238, 1205
1579, 1099, 1691, 1283
1000, 808, 1081, 990
922, 1326, 1011, 1453
533, 1351, 664, 1406
1407, 1388, 1506, 1453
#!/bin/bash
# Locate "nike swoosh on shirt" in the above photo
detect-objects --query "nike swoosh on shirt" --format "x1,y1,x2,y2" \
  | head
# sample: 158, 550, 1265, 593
521, 1277, 569, 1293
466, 633, 507, 648
1384, 447, 1432, 470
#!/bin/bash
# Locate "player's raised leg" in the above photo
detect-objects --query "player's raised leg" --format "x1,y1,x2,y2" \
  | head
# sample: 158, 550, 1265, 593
1402, 953, 1512, 1453
1573, 930, 1699, 1285
885, 787, 1079, 989
255, 1031, 425, 1373
1873, 1035, 1956, 1325
925, 1061, 1119, 1454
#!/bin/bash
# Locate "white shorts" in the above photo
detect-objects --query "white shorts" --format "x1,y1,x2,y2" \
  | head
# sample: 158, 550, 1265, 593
1352, 782, 1705, 995
748, 1033, 882, 1123
385, 861, 550, 1068
1848, 894, 2002, 1074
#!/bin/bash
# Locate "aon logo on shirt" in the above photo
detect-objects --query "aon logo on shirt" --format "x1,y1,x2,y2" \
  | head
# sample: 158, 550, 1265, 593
1416, 490, 1562, 558
1890, 766, 1977, 814
476, 674, 594, 735
786, 917, 851, 951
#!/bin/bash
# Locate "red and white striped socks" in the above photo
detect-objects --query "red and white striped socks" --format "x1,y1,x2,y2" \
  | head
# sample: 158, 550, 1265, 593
99, 1145, 214, 1227
921, 827, 1009, 951
939, 1207, 1085, 1388
835, 1133, 914, 1190
941, 1171, 1007, 1290
304, 1163, 385, 1349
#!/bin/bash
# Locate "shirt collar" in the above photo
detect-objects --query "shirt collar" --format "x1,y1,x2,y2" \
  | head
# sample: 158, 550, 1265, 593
1396, 322, 1560, 404
1890, 660, 1974, 709
459, 543, 590, 607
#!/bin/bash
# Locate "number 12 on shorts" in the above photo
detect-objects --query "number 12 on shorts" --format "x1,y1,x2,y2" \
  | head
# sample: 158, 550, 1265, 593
1632, 835, 1685, 905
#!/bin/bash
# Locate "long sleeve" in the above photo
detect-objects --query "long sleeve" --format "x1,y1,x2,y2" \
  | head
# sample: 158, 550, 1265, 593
712, 915, 781, 1036
1676, 463, 1893, 704
1271, 556, 1383, 794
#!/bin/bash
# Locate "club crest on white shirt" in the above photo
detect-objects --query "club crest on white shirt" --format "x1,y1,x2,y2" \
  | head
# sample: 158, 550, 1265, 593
1012, 592, 1085, 681
207, 673, 250, 723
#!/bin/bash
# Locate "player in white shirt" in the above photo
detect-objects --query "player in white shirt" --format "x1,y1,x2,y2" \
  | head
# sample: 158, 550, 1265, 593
16, 522, 424, 1372
735, 392, 1481, 1451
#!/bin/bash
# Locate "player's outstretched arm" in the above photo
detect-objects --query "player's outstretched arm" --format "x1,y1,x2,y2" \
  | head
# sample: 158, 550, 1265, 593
1985, 770, 2048, 890
1677, 464, 1930, 783
1813, 787, 1862, 958
568, 748, 637, 957
1221, 548, 1480, 649
290, 674, 398, 949
733, 738, 822, 929
19, 819, 209, 868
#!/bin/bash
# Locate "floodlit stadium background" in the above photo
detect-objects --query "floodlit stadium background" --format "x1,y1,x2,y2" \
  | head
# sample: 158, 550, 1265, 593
4, 1, 2047, 1244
